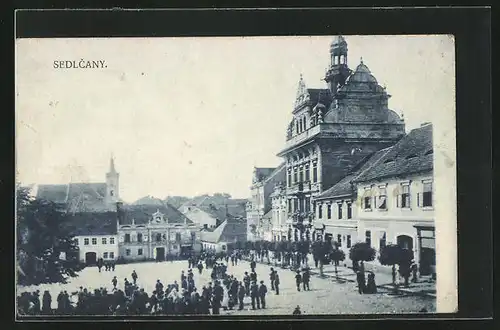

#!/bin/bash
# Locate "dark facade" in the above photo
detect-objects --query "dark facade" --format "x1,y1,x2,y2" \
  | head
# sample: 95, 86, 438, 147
277, 36, 406, 239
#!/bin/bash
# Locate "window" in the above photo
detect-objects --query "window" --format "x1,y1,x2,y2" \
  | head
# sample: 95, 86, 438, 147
176, 233, 182, 242
293, 199, 298, 212
84, 238, 89, 245
326, 204, 332, 219
191, 232, 196, 240
287, 172, 292, 187
347, 203, 352, 219
109, 252, 114, 259
312, 163, 318, 182
423, 182, 433, 207
102, 237, 107, 245
124, 234, 130, 243
110, 237, 115, 244
364, 196, 372, 209
305, 197, 310, 212
299, 120, 303, 133
401, 185, 410, 208
293, 168, 298, 183
138, 248, 143, 256
338, 203, 343, 219
299, 167, 304, 182
288, 199, 292, 213
296, 121, 299, 135
318, 204, 323, 219
379, 232, 387, 250
378, 187, 387, 209
92, 238, 97, 245
337, 234, 342, 246
346, 235, 352, 248
305, 165, 310, 181
103, 252, 108, 259
155, 233, 161, 242
126, 249, 131, 256
137, 233, 143, 243
365, 230, 371, 246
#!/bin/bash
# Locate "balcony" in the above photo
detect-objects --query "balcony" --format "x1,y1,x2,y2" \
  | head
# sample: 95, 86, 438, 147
278, 122, 405, 156
287, 181, 312, 195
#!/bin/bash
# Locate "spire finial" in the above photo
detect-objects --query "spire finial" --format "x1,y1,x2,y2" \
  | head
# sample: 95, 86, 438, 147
360, 57, 363, 64
109, 154, 116, 173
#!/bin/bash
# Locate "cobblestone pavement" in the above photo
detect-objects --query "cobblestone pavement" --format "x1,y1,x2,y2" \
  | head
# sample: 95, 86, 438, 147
17, 259, 436, 315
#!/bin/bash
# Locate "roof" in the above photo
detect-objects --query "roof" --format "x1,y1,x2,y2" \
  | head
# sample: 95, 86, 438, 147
36, 183, 108, 212
316, 148, 392, 200
353, 124, 433, 183
262, 162, 286, 185
253, 168, 276, 183
65, 211, 117, 236
262, 210, 272, 220
200, 219, 247, 244
308, 88, 333, 108
119, 203, 193, 225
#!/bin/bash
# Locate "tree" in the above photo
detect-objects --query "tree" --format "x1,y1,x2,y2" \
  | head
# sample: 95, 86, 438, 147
349, 242, 376, 272
17, 186, 80, 285
330, 248, 346, 278
378, 244, 402, 285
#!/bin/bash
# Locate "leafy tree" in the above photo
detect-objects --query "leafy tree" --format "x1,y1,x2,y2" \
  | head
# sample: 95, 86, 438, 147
330, 248, 346, 278
378, 244, 402, 285
17, 186, 80, 285
349, 242, 376, 272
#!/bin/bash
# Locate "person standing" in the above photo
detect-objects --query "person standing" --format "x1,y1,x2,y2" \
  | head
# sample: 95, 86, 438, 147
274, 272, 280, 295
356, 270, 366, 294
250, 270, 257, 283
250, 259, 256, 273
112, 276, 118, 290
250, 281, 260, 310
295, 271, 302, 292
42, 290, 52, 315
269, 267, 276, 291
237, 282, 246, 311
212, 281, 223, 315
131, 270, 138, 285
302, 268, 310, 291
97, 258, 103, 273
243, 272, 251, 296
258, 281, 267, 309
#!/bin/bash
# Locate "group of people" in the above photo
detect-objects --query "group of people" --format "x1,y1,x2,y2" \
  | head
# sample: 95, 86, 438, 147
96, 258, 116, 273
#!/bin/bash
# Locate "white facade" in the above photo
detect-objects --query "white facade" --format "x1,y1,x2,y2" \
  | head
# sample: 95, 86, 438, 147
315, 197, 358, 257
76, 234, 119, 263
356, 173, 435, 270
271, 184, 289, 241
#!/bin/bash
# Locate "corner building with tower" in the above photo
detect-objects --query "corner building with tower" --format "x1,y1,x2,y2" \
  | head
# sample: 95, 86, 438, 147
276, 36, 406, 241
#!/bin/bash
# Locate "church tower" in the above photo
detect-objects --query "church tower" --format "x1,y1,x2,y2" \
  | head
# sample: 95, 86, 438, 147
324, 35, 352, 95
105, 156, 119, 205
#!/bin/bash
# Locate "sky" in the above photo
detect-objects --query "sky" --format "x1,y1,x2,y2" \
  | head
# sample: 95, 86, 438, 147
15, 35, 455, 202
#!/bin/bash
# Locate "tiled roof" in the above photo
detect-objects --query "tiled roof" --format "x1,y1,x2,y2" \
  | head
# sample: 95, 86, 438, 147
316, 149, 391, 200
65, 211, 117, 236
262, 162, 286, 185
353, 124, 433, 183
200, 220, 247, 244
119, 203, 193, 225
36, 184, 68, 203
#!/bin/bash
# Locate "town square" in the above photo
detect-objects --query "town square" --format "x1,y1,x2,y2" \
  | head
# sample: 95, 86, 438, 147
15, 35, 455, 317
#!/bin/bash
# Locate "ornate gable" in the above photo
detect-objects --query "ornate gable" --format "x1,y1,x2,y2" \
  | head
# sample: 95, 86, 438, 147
294, 74, 309, 109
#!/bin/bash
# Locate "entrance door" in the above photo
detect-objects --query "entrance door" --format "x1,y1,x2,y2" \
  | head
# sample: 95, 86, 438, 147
156, 247, 165, 262
85, 252, 97, 265
180, 245, 192, 258
419, 247, 436, 276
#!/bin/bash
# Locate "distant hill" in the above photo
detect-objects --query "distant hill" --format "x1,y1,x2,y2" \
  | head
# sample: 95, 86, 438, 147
131, 195, 164, 206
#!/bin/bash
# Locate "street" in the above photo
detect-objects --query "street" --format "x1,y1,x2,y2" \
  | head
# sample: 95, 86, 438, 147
17, 259, 435, 315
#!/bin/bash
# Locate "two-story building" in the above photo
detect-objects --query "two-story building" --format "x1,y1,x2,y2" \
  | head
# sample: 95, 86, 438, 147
313, 149, 390, 255
180, 196, 247, 230
352, 123, 435, 276
67, 211, 119, 264
246, 165, 286, 241
277, 36, 406, 241
116, 202, 201, 261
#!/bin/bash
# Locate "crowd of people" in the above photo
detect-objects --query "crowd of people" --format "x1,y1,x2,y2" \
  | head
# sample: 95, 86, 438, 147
17, 250, 300, 316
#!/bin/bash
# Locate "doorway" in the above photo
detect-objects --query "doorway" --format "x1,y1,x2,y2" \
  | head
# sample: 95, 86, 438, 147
156, 247, 165, 262
419, 247, 436, 276
85, 252, 97, 265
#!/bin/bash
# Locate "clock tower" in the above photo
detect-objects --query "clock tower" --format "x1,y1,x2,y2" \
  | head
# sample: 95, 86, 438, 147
106, 155, 120, 205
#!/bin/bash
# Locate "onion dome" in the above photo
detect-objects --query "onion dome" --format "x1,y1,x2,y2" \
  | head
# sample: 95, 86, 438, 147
346, 58, 378, 84
330, 35, 348, 54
